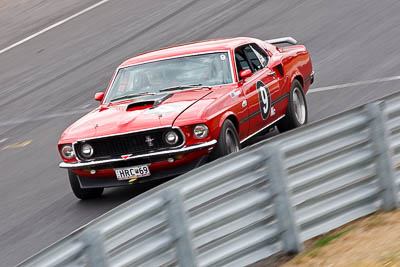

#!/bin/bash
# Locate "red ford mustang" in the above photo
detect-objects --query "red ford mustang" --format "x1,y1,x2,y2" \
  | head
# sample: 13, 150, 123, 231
58, 37, 313, 199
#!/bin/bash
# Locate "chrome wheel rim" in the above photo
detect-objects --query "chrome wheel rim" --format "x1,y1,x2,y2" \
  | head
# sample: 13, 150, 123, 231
293, 87, 306, 124
225, 128, 239, 154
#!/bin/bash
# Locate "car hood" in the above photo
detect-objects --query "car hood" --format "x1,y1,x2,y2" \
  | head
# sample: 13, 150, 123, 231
61, 90, 212, 141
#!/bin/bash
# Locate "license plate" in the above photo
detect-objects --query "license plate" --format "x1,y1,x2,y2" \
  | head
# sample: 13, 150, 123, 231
114, 165, 151, 180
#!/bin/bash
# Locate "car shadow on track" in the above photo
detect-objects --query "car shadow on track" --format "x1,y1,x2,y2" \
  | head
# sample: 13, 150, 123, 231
79, 180, 169, 204
242, 127, 279, 148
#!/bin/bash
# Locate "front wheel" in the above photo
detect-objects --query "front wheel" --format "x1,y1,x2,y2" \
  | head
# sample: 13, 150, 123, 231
209, 120, 240, 161
68, 170, 104, 200
277, 80, 308, 133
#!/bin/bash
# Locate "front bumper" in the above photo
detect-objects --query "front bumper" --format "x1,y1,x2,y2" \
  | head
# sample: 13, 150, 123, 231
59, 140, 217, 168
77, 155, 208, 188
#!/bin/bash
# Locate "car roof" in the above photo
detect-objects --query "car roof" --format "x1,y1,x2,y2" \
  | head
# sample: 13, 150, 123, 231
119, 37, 258, 68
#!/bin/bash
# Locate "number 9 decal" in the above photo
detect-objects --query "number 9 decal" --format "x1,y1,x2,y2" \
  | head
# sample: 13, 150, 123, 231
256, 81, 271, 120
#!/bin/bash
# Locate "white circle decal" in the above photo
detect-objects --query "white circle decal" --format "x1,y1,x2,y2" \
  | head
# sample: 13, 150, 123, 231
256, 81, 271, 120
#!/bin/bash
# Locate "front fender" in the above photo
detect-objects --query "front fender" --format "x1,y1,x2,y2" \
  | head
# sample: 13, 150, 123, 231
215, 111, 239, 139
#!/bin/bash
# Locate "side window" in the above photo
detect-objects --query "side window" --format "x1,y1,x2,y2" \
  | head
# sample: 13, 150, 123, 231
235, 50, 250, 73
250, 44, 269, 67
243, 45, 262, 72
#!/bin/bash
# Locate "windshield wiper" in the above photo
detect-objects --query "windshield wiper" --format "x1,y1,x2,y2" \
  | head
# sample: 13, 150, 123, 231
159, 84, 211, 92
110, 92, 156, 102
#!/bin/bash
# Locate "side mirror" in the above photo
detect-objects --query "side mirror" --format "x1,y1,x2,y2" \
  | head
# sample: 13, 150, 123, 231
239, 69, 252, 80
94, 92, 104, 102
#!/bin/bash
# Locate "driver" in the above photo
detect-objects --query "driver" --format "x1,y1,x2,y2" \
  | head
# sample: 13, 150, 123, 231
144, 69, 164, 90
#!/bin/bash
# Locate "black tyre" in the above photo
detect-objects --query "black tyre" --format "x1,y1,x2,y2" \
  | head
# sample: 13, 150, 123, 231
277, 80, 308, 133
210, 120, 240, 160
68, 170, 104, 200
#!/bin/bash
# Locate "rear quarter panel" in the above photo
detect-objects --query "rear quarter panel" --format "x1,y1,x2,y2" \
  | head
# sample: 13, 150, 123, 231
279, 45, 313, 93
259, 39, 313, 94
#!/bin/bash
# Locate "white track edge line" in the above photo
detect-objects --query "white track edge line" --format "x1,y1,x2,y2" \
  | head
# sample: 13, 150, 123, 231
309, 75, 400, 93
0, 0, 111, 55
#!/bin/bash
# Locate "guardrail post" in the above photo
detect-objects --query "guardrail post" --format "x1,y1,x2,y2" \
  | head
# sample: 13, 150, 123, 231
165, 189, 198, 267
81, 229, 108, 267
366, 102, 398, 210
264, 145, 303, 253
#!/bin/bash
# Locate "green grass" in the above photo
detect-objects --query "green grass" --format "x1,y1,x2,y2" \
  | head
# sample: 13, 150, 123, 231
313, 227, 355, 248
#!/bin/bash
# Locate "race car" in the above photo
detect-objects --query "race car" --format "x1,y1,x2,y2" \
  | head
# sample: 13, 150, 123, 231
58, 37, 314, 199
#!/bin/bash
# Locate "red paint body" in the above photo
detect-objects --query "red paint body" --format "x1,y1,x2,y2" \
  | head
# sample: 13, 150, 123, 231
58, 37, 313, 185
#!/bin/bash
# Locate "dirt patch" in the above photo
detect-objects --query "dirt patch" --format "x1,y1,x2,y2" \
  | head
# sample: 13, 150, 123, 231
283, 210, 400, 267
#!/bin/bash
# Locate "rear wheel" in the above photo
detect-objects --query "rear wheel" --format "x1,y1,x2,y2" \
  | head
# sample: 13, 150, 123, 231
277, 80, 308, 133
210, 120, 240, 160
68, 170, 104, 200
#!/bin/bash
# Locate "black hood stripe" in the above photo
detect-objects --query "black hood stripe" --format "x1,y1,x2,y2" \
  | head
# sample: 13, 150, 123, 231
172, 91, 213, 126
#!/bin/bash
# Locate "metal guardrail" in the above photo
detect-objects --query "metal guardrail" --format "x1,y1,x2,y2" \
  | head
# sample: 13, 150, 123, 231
19, 92, 400, 267
385, 94, 400, 200
266, 102, 397, 242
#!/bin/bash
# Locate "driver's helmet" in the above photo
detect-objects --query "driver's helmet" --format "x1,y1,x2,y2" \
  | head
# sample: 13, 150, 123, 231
145, 68, 163, 87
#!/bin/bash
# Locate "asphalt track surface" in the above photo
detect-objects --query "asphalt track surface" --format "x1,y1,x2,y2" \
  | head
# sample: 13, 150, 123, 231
1, 0, 400, 265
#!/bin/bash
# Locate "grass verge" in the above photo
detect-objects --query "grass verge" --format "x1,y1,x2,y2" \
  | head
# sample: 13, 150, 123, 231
282, 210, 400, 267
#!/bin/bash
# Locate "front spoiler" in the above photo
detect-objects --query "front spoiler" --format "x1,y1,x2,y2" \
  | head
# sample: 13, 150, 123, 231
59, 140, 217, 169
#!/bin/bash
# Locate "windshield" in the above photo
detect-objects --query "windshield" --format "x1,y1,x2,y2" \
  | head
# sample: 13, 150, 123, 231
104, 52, 233, 103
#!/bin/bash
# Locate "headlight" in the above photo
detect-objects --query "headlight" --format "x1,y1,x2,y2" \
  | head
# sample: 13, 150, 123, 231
81, 143, 94, 158
165, 131, 179, 145
193, 124, 209, 139
61, 144, 75, 159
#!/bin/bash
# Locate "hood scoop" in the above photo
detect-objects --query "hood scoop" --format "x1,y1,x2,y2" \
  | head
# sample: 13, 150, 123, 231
126, 101, 154, 111
126, 93, 172, 111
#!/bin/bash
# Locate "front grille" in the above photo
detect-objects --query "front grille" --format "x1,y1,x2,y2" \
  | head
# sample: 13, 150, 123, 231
74, 128, 184, 161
